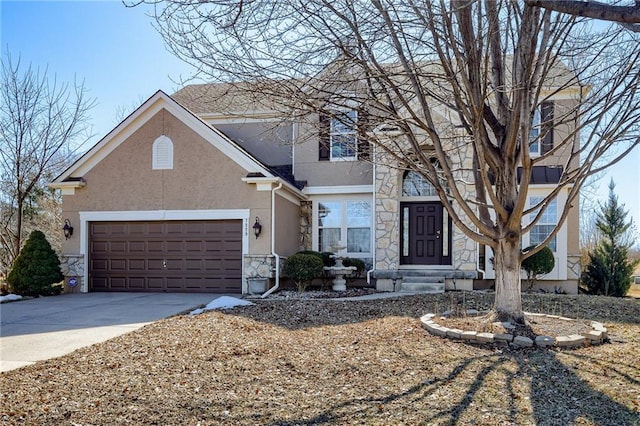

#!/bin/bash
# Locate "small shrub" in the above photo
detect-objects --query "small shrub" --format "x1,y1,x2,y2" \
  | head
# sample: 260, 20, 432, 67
284, 252, 324, 292
7, 230, 63, 297
521, 245, 555, 292
343, 257, 365, 277
320, 252, 336, 267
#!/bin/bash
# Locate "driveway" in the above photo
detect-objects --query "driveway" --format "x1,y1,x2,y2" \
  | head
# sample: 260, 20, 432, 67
0, 292, 231, 372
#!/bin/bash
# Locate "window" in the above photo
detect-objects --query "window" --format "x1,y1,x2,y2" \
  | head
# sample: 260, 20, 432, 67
402, 171, 437, 196
152, 135, 173, 170
317, 199, 371, 255
529, 108, 542, 155
529, 102, 554, 156
529, 196, 557, 251
330, 109, 358, 161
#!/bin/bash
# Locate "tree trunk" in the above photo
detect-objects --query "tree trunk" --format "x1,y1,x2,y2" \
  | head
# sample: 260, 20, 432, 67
493, 237, 525, 324
14, 198, 24, 262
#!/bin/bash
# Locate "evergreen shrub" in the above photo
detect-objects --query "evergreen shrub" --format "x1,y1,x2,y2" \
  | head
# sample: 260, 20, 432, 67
7, 230, 63, 297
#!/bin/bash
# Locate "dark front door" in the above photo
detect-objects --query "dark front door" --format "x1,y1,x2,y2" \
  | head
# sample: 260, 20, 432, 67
400, 202, 451, 265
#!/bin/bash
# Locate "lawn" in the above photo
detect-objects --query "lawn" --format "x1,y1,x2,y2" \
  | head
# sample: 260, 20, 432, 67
1, 292, 639, 425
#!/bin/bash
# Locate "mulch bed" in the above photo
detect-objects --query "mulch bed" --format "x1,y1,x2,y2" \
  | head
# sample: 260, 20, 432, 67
1, 292, 639, 425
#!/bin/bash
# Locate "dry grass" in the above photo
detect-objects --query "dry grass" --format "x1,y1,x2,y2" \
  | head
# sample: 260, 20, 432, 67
1, 292, 639, 425
627, 284, 640, 299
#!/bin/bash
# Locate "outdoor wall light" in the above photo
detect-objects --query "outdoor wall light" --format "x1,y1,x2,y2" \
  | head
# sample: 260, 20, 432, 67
252, 217, 262, 239
63, 219, 74, 240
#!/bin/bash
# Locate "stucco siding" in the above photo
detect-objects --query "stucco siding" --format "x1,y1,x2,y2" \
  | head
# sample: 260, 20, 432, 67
67, 110, 268, 212
274, 194, 301, 256
214, 121, 293, 166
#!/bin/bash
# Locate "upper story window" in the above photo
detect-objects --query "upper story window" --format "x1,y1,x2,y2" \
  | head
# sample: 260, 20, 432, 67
529, 108, 542, 154
330, 109, 358, 161
319, 107, 370, 162
529, 102, 554, 156
152, 135, 173, 170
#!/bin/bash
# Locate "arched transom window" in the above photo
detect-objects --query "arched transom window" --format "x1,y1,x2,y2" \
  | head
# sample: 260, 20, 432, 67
402, 170, 437, 197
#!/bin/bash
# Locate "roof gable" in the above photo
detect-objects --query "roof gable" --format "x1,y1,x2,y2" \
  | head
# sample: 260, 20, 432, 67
51, 90, 276, 185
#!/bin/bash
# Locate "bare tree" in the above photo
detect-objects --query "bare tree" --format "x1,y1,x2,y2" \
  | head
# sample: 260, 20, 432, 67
130, 0, 640, 323
525, 0, 640, 32
0, 53, 94, 275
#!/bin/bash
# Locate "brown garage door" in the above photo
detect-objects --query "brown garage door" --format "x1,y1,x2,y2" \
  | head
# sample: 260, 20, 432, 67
89, 220, 242, 293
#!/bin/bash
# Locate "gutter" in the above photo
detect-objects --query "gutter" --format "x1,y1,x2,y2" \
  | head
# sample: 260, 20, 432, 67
261, 181, 284, 298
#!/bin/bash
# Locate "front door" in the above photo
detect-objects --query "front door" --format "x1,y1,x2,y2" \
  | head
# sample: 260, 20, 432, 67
400, 202, 451, 265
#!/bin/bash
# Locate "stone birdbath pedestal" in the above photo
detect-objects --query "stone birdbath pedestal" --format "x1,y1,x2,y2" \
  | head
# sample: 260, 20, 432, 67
324, 245, 356, 292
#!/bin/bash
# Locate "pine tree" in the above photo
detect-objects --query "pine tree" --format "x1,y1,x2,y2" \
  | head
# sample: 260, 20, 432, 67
581, 181, 639, 297
7, 230, 63, 297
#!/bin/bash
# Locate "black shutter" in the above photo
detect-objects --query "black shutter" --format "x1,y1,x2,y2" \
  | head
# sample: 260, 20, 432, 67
541, 101, 554, 155
319, 113, 330, 161
357, 108, 371, 161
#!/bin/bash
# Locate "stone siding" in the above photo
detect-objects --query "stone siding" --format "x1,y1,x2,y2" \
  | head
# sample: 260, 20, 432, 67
244, 254, 276, 279
60, 254, 84, 292
373, 135, 478, 280
300, 200, 312, 251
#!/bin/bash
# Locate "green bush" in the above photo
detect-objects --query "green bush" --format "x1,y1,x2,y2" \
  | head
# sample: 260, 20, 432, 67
521, 245, 555, 291
298, 250, 336, 267
284, 252, 324, 292
343, 257, 365, 277
7, 230, 63, 297
320, 252, 336, 267
581, 181, 638, 297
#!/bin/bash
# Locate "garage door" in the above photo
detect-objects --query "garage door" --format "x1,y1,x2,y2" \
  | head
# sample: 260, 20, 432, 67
89, 220, 242, 293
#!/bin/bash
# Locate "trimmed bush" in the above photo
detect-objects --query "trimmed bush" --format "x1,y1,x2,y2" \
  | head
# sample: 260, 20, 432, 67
320, 252, 336, 267
7, 230, 63, 297
343, 257, 365, 277
297, 250, 336, 267
521, 245, 555, 291
284, 252, 324, 292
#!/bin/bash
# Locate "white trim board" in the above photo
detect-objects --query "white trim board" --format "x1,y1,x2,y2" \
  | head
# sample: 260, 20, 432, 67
303, 185, 374, 195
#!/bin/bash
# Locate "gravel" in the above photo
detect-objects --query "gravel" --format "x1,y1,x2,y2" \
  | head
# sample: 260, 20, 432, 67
1, 292, 639, 425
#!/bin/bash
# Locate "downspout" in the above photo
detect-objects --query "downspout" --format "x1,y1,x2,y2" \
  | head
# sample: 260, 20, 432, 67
366, 151, 377, 286
476, 240, 486, 279
261, 181, 284, 298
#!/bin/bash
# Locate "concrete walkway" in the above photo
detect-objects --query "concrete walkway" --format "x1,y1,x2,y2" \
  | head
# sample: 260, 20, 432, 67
0, 292, 228, 372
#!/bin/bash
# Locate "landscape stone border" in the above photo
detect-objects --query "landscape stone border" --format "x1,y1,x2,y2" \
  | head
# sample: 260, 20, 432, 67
420, 311, 608, 349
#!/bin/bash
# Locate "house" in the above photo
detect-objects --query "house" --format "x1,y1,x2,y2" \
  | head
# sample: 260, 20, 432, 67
49, 76, 581, 295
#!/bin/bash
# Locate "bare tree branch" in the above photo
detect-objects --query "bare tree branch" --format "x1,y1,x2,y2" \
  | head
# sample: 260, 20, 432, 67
128, 0, 640, 322
0, 52, 95, 274
526, 0, 640, 31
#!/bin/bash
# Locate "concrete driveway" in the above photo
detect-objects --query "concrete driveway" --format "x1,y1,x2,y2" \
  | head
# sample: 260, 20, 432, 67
0, 292, 230, 372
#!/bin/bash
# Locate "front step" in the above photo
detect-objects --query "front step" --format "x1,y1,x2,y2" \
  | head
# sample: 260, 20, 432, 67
400, 276, 445, 294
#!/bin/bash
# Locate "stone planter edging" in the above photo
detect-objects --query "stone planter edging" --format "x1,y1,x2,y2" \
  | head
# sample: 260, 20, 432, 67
420, 311, 608, 349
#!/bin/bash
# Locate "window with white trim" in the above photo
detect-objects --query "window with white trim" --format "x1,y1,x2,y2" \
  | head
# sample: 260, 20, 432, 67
529, 101, 554, 156
317, 198, 372, 255
152, 135, 173, 170
330, 109, 358, 161
529, 107, 542, 155
529, 196, 557, 251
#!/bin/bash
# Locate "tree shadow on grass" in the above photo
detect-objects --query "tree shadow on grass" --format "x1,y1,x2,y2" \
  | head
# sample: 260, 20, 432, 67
227, 293, 640, 331
262, 348, 638, 425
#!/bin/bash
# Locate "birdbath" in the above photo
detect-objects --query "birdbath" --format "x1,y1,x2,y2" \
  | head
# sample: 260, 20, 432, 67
324, 245, 356, 292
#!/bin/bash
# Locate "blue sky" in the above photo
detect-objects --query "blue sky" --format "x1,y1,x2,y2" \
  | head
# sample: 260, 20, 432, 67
2, 1, 638, 233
